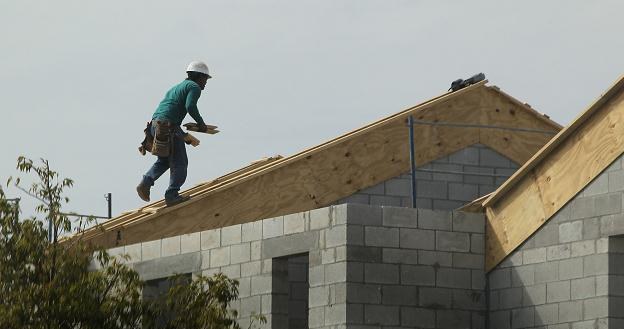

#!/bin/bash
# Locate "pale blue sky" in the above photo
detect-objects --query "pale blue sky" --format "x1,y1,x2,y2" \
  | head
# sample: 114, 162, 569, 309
1, 0, 623, 220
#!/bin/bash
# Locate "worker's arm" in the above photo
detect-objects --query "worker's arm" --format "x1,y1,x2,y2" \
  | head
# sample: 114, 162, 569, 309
185, 86, 206, 126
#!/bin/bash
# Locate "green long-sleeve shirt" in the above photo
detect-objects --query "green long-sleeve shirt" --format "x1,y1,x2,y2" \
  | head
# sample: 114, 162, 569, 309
152, 79, 205, 126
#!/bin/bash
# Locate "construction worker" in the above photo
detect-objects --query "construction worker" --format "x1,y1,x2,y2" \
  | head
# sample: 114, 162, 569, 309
136, 61, 210, 206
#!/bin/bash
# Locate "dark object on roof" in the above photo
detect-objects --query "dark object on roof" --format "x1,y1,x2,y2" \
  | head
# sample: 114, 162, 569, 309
449, 73, 486, 92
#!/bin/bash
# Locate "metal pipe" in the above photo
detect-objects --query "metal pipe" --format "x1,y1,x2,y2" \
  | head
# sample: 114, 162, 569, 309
408, 115, 417, 208
106, 193, 112, 219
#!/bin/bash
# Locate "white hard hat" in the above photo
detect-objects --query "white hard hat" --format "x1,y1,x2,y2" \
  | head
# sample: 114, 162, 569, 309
186, 61, 211, 78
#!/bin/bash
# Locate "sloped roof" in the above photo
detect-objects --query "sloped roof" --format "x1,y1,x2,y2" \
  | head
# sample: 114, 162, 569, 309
482, 75, 624, 271
80, 80, 561, 249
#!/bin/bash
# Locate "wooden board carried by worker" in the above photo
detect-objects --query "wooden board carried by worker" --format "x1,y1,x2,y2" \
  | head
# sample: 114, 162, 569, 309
183, 123, 219, 134
78, 82, 561, 249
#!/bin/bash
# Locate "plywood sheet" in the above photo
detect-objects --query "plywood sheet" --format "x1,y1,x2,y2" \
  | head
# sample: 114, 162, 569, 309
485, 80, 624, 271
82, 83, 561, 249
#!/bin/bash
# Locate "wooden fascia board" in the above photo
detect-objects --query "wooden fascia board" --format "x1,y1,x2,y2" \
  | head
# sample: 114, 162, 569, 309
487, 86, 563, 130
484, 75, 624, 207
484, 78, 624, 271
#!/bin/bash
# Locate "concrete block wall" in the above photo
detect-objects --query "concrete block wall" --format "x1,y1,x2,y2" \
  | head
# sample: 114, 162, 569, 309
107, 206, 350, 329
337, 144, 519, 210
105, 203, 488, 329
345, 204, 487, 329
488, 154, 624, 329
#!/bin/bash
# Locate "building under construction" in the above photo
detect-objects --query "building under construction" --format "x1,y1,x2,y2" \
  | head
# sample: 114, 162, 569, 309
82, 76, 624, 329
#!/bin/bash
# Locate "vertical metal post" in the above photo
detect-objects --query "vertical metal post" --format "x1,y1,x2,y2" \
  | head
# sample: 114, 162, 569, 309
408, 115, 417, 208
106, 193, 112, 219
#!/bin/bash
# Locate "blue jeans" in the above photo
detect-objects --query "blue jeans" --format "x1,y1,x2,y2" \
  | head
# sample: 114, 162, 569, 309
141, 121, 188, 201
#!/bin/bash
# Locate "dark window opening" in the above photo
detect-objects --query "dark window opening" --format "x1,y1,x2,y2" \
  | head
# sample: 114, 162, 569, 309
272, 253, 309, 329
142, 273, 192, 328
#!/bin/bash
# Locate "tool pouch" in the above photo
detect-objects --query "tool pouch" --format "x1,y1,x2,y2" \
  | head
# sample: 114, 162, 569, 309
151, 120, 172, 157
138, 121, 154, 156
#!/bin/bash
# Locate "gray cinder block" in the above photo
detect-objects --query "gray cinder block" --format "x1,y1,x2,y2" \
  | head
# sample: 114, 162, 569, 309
262, 231, 319, 259
436, 267, 471, 289
382, 285, 418, 305
382, 248, 418, 264
452, 253, 484, 270
325, 262, 347, 284
570, 197, 596, 220
511, 307, 534, 329
448, 183, 479, 202
400, 228, 435, 250
262, 217, 283, 239
161, 236, 181, 257
449, 147, 479, 166
523, 248, 547, 265
401, 264, 435, 286
452, 211, 485, 233
221, 224, 242, 245
559, 300, 582, 322
418, 209, 452, 230
230, 243, 251, 264
419, 250, 452, 267
523, 283, 546, 306
546, 244, 570, 261
400, 307, 436, 328
479, 148, 510, 168
436, 231, 470, 252
241, 221, 262, 242
364, 263, 399, 284
534, 261, 558, 283
489, 268, 511, 289
571, 277, 596, 300
583, 253, 609, 276
200, 229, 220, 250
416, 180, 448, 200
180, 232, 200, 253
385, 178, 412, 197
210, 246, 230, 267
534, 303, 558, 326
436, 309, 471, 329
499, 287, 523, 309
511, 265, 535, 287
365, 226, 399, 248
347, 283, 381, 304
347, 203, 382, 226
559, 257, 583, 280
546, 280, 571, 303
452, 289, 485, 310
141, 240, 161, 261
419, 287, 452, 308
559, 221, 583, 243
583, 297, 608, 320
364, 304, 399, 326
382, 206, 418, 228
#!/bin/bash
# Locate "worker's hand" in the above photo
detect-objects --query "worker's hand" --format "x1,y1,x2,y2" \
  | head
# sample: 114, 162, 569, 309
197, 123, 208, 133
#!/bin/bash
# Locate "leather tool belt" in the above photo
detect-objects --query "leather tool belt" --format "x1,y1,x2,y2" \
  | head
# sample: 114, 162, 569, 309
151, 120, 172, 157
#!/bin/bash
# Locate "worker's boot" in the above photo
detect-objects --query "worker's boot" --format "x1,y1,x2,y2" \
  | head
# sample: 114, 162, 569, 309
165, 195, 190, 207
136, 182, 151, 202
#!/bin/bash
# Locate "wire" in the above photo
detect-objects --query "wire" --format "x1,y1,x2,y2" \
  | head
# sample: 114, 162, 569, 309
14, 185, 110, 220
415, 168, 512, 178
410, 120, 558, 135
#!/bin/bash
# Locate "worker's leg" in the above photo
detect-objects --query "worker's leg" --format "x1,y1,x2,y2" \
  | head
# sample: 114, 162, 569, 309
165, 127, 188, 202
137, 121, 170, 202
142, 156, 170, 186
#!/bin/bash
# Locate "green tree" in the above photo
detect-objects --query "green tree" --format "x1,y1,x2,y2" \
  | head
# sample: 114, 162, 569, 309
0, 157, 263, 329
